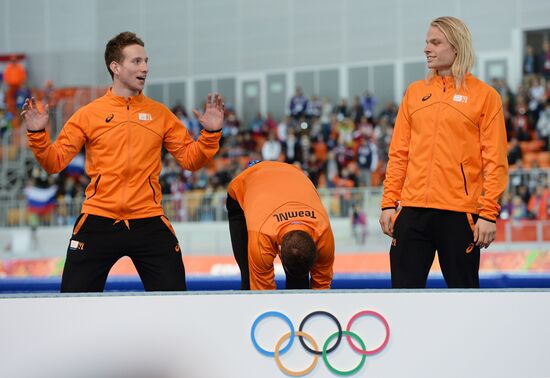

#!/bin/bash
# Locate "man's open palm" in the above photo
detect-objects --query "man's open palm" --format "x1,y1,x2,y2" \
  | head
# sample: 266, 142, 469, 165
21, 97, 49, 131
192, 93, 225, 132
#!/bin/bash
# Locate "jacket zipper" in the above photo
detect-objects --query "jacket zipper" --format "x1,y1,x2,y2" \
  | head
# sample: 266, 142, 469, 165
120, 101, 131, 219
426, 77, 445, 205
148, 176, 158, 204
87, 174, 102, 199
460, 163, 469, 196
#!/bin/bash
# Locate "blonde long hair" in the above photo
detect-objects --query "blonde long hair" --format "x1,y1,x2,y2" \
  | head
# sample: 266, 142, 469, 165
426, 16, 475, 91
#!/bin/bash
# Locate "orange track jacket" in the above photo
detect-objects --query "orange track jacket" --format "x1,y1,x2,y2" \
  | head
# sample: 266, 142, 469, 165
227, 161, 335, 290
382, 74, 508, 221
27, 89, 221, 221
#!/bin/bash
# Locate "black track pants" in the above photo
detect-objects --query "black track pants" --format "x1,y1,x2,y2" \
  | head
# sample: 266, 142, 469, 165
390, 207, 480, 288
226, 195, 251, 290
61, 214, 186, 292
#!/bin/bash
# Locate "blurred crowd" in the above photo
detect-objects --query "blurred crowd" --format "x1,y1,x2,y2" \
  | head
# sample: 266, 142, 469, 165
2, 40, 550, 225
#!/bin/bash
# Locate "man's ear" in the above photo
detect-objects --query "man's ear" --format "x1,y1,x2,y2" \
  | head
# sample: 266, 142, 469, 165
109, 61, 119, 76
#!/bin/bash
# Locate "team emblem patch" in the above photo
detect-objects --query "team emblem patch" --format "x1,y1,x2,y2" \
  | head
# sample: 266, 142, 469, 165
453, 94, 468, 103
69, 240, 85, 251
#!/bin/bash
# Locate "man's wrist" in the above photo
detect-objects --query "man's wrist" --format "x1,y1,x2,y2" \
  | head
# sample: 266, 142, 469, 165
478, 216, 496, 223
204, 127, 222, 133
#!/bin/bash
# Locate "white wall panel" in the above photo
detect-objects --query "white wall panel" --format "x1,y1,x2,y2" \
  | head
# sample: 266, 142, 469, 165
191, 0, 239, 75
292, 0, 343, 66
401, 0, 459, 58
346, 0, 399, 62
1, 0, 549, 103
240, 0, 289, 71
462, 0, 516, 51
520, 0, 550, 30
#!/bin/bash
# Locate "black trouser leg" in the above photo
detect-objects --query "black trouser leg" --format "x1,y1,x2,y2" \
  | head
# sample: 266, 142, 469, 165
61, 215, 123, 293
226, 195, 250, 290
390, 208, 437, 288
129, 217, 187, 292
435, 211, 480, 288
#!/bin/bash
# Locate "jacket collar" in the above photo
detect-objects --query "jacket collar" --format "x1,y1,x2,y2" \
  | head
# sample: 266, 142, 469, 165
430, 72, 473, 90
106, 88, 145, 106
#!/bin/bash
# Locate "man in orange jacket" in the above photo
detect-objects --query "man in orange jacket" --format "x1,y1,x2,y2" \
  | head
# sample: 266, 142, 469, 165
379, 17, 508, 288
22, 32, 225, 292
226, 161, 334, 290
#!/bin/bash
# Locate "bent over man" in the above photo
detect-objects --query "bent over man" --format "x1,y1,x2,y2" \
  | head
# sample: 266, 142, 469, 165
226, 161, 335, 290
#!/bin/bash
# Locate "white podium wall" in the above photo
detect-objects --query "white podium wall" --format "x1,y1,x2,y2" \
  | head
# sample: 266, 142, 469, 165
1, 290, 549, 378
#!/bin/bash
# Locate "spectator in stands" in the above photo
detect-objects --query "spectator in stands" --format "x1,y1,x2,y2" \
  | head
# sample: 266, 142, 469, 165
349, 96, 364, 125
361, 91, 377, 121
261, 130, 281, 161
499, 191, 512, 220
335, 98, 350, 119
281, 126, 302, 164
507, 137, 523, 166
289, 87, 308, 120
306, 95, 322, 119
0, 109, 8, 140
523, 45, 541, 80
351, 203, 368, 245
527, 185, 550, 220
537, 99, 550, 151
543, 41, 550, 81
276, 115, 291, 142
517, 184, 532, 207
15, 83, 31, 111
248, 112, 265, 138
511, 95, 532, 141
510, 194, 528, 219
379, 16, 508, 288
528, 76, 545, 125
226, 161, 334, 290
374, 114, 392, 164
21, 31, 225, 293
357, 136, 379, 187
263, 112, 278, 133
171, 101, 191, 133
224, 105, 240, 136
377, 101, 398, 126
42, 80, 55, 108
320, 97, 333, 141
2, 55, 26, 117
0, 82, 6, 111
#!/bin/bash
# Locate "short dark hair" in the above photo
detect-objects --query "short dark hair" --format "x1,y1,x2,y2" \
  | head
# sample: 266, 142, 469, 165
104, 31, 144, 79
281, 230, 317, 278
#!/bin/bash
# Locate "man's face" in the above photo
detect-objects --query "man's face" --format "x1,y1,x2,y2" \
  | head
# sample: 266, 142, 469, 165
424, 26, 456, 75
113, 44, 148, 94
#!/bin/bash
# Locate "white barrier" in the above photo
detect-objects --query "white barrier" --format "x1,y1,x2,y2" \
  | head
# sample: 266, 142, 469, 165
0, 218, 389, 257
1, 290, 549, 378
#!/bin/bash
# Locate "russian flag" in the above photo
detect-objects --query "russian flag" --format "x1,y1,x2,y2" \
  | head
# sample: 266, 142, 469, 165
65, 153, 85, 178
24, 185, 58, 215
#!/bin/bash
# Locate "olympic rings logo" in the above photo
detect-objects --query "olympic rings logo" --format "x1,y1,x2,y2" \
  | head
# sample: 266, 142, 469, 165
251, 310, 390, 376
